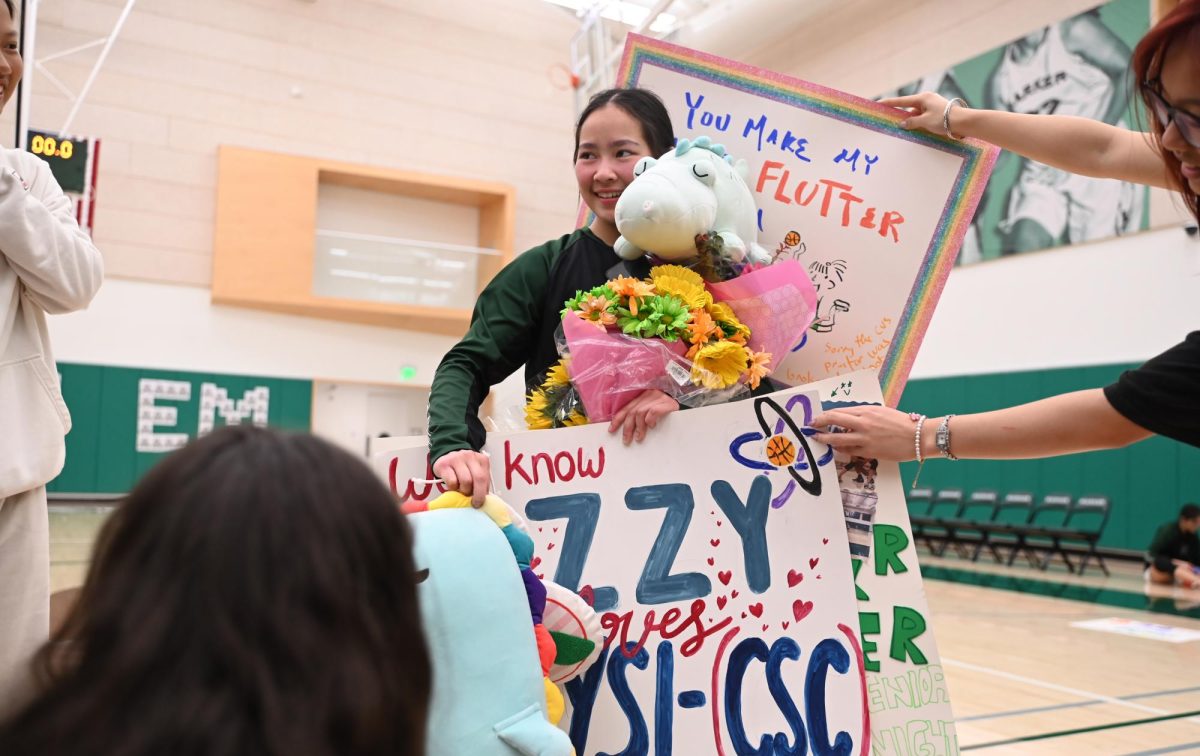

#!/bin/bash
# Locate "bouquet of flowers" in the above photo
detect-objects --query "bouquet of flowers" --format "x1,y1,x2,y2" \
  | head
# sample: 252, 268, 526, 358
525, 258, 815, 429
524, 136, 817, 430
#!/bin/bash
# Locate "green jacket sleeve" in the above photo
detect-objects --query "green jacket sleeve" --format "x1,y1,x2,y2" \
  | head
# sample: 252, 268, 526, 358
427, 241, 558, 465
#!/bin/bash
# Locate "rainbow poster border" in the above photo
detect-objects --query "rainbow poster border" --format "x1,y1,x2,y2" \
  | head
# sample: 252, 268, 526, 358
617, 33, 999, 406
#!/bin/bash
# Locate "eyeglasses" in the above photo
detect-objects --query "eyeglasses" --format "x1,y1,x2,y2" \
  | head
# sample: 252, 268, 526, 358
1142, 80, 1200, 150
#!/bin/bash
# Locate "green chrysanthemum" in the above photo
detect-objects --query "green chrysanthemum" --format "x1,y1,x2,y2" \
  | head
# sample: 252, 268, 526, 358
617, 294, 692, 341
561, 285, 619, 318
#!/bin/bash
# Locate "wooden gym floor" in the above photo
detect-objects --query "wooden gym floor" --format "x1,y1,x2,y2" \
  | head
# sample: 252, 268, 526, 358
922, 549, 1200, 754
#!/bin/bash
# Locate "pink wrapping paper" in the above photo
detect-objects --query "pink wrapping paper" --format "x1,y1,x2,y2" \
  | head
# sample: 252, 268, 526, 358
561, 313, 688, 423
705, 259, 817, 371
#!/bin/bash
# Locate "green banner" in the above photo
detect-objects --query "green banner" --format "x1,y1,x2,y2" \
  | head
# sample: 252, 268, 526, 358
51, 363, 312, 495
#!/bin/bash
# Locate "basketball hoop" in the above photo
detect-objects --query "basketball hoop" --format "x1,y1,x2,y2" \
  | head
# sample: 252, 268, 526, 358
548, 63, 581, 91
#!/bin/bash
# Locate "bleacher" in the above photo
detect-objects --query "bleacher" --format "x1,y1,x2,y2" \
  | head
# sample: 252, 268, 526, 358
906, 487, 1111, 576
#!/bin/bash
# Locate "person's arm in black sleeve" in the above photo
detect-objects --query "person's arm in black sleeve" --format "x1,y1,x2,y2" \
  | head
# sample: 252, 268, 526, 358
1147, 523, 1176, 573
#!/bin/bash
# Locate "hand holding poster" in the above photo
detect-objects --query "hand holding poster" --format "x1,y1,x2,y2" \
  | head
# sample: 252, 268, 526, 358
386, 388, 871, 754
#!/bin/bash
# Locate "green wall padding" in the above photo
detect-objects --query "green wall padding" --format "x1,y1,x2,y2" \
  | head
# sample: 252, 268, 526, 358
51, 363, 312, 495
898, 363, 1200, 553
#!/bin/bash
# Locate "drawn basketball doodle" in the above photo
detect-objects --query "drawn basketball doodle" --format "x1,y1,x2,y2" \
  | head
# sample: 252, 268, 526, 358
808, 259, 850, 333
771, 229, 807, 262
727, 394, 834, 508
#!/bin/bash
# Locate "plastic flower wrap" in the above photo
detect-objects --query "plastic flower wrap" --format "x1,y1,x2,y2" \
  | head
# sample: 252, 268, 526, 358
524, 260, 803, 427
522, 135, 818, 429
525, 358, 589, 430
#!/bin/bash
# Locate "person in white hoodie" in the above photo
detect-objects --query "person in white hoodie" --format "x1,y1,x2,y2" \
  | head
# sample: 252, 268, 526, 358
0, 0, 103, 716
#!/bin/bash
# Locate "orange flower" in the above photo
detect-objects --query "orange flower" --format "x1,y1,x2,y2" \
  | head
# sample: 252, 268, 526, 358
577, 296, 616, 328
687, 308, 718, 345
745, 349, 773, 390
609, 275, 656, 315
727, 331, 748, 346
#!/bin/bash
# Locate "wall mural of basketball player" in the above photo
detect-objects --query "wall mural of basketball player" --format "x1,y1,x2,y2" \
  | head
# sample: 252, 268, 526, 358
985, 9, 1144, 255
807, 258, 850, 333
890, 70, 987, 265
878, 0, 1148, 263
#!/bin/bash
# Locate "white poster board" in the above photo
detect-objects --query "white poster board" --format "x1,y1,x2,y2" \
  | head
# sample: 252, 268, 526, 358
807, 371, 959, 753
618, 35, 997, 406
382, 388, 870, 754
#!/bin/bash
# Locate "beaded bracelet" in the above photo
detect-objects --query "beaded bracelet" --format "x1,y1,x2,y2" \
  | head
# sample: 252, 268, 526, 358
911, 414, 927, 489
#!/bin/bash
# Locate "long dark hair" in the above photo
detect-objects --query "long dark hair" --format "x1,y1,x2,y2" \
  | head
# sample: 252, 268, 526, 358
1133, 0, 1200, 222
0, 426, 431, 756
574, 87, 675, 160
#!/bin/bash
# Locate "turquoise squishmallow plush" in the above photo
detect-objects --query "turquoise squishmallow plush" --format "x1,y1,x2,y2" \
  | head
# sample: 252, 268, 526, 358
407, 492, 590, 756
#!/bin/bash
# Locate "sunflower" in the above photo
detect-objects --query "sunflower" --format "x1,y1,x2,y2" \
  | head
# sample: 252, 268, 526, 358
707, 301, 751, 340
543, 359, 571, 389
524, 390, 553, 430
650, 264, 704, 288
745, 349, 773, 390
650, 265, 710, 310
691, 341, 750, 389
524, 359, 589, 429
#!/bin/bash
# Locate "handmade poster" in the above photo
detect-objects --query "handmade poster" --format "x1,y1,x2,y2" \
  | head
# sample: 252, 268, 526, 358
810, 370, 959, 753
616, 34, 998, 406
379, 387, 871, 755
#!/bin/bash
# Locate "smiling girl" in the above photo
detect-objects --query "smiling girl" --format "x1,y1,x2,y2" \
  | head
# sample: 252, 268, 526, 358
428, 89, 677, 506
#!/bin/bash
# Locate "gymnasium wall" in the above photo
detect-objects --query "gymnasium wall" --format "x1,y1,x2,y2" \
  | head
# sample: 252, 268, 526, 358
9, 0, 1197, 534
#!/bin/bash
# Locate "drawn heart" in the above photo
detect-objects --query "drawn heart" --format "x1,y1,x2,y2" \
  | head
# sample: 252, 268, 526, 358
717, 520, 723, 527
578, 585, 595, 607
762, 624, 769, 631
553, 527, 559, 533
710, 539, 721, 548
717, 595, 728, 610
809, 557, 819, 569
707, 557, 715, 566
731, 590, 740, 599
718, 570, 732, 585
741, 612, 747, 619
538, 527, 543, 532
787, 569, 803, 587
749, 603, 764, 618
792, 599, 814, 622
817, 575, 822, 580
822, 538, 829, 545
547, 543, 557, 551
530, 556, 542, 570
782, 621, 791, 630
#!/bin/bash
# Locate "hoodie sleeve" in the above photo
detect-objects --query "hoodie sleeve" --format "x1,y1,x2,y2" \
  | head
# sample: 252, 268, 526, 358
0, 152, 103, 314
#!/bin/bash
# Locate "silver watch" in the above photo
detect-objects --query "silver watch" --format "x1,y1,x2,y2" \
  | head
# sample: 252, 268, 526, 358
936, 415, 958, 460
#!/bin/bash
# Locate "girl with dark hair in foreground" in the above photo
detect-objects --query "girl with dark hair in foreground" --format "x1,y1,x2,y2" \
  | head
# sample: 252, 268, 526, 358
0, 426, 431, 756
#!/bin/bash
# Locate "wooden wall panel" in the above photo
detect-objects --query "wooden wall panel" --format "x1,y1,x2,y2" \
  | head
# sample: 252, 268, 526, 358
212, 146, 515, 337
